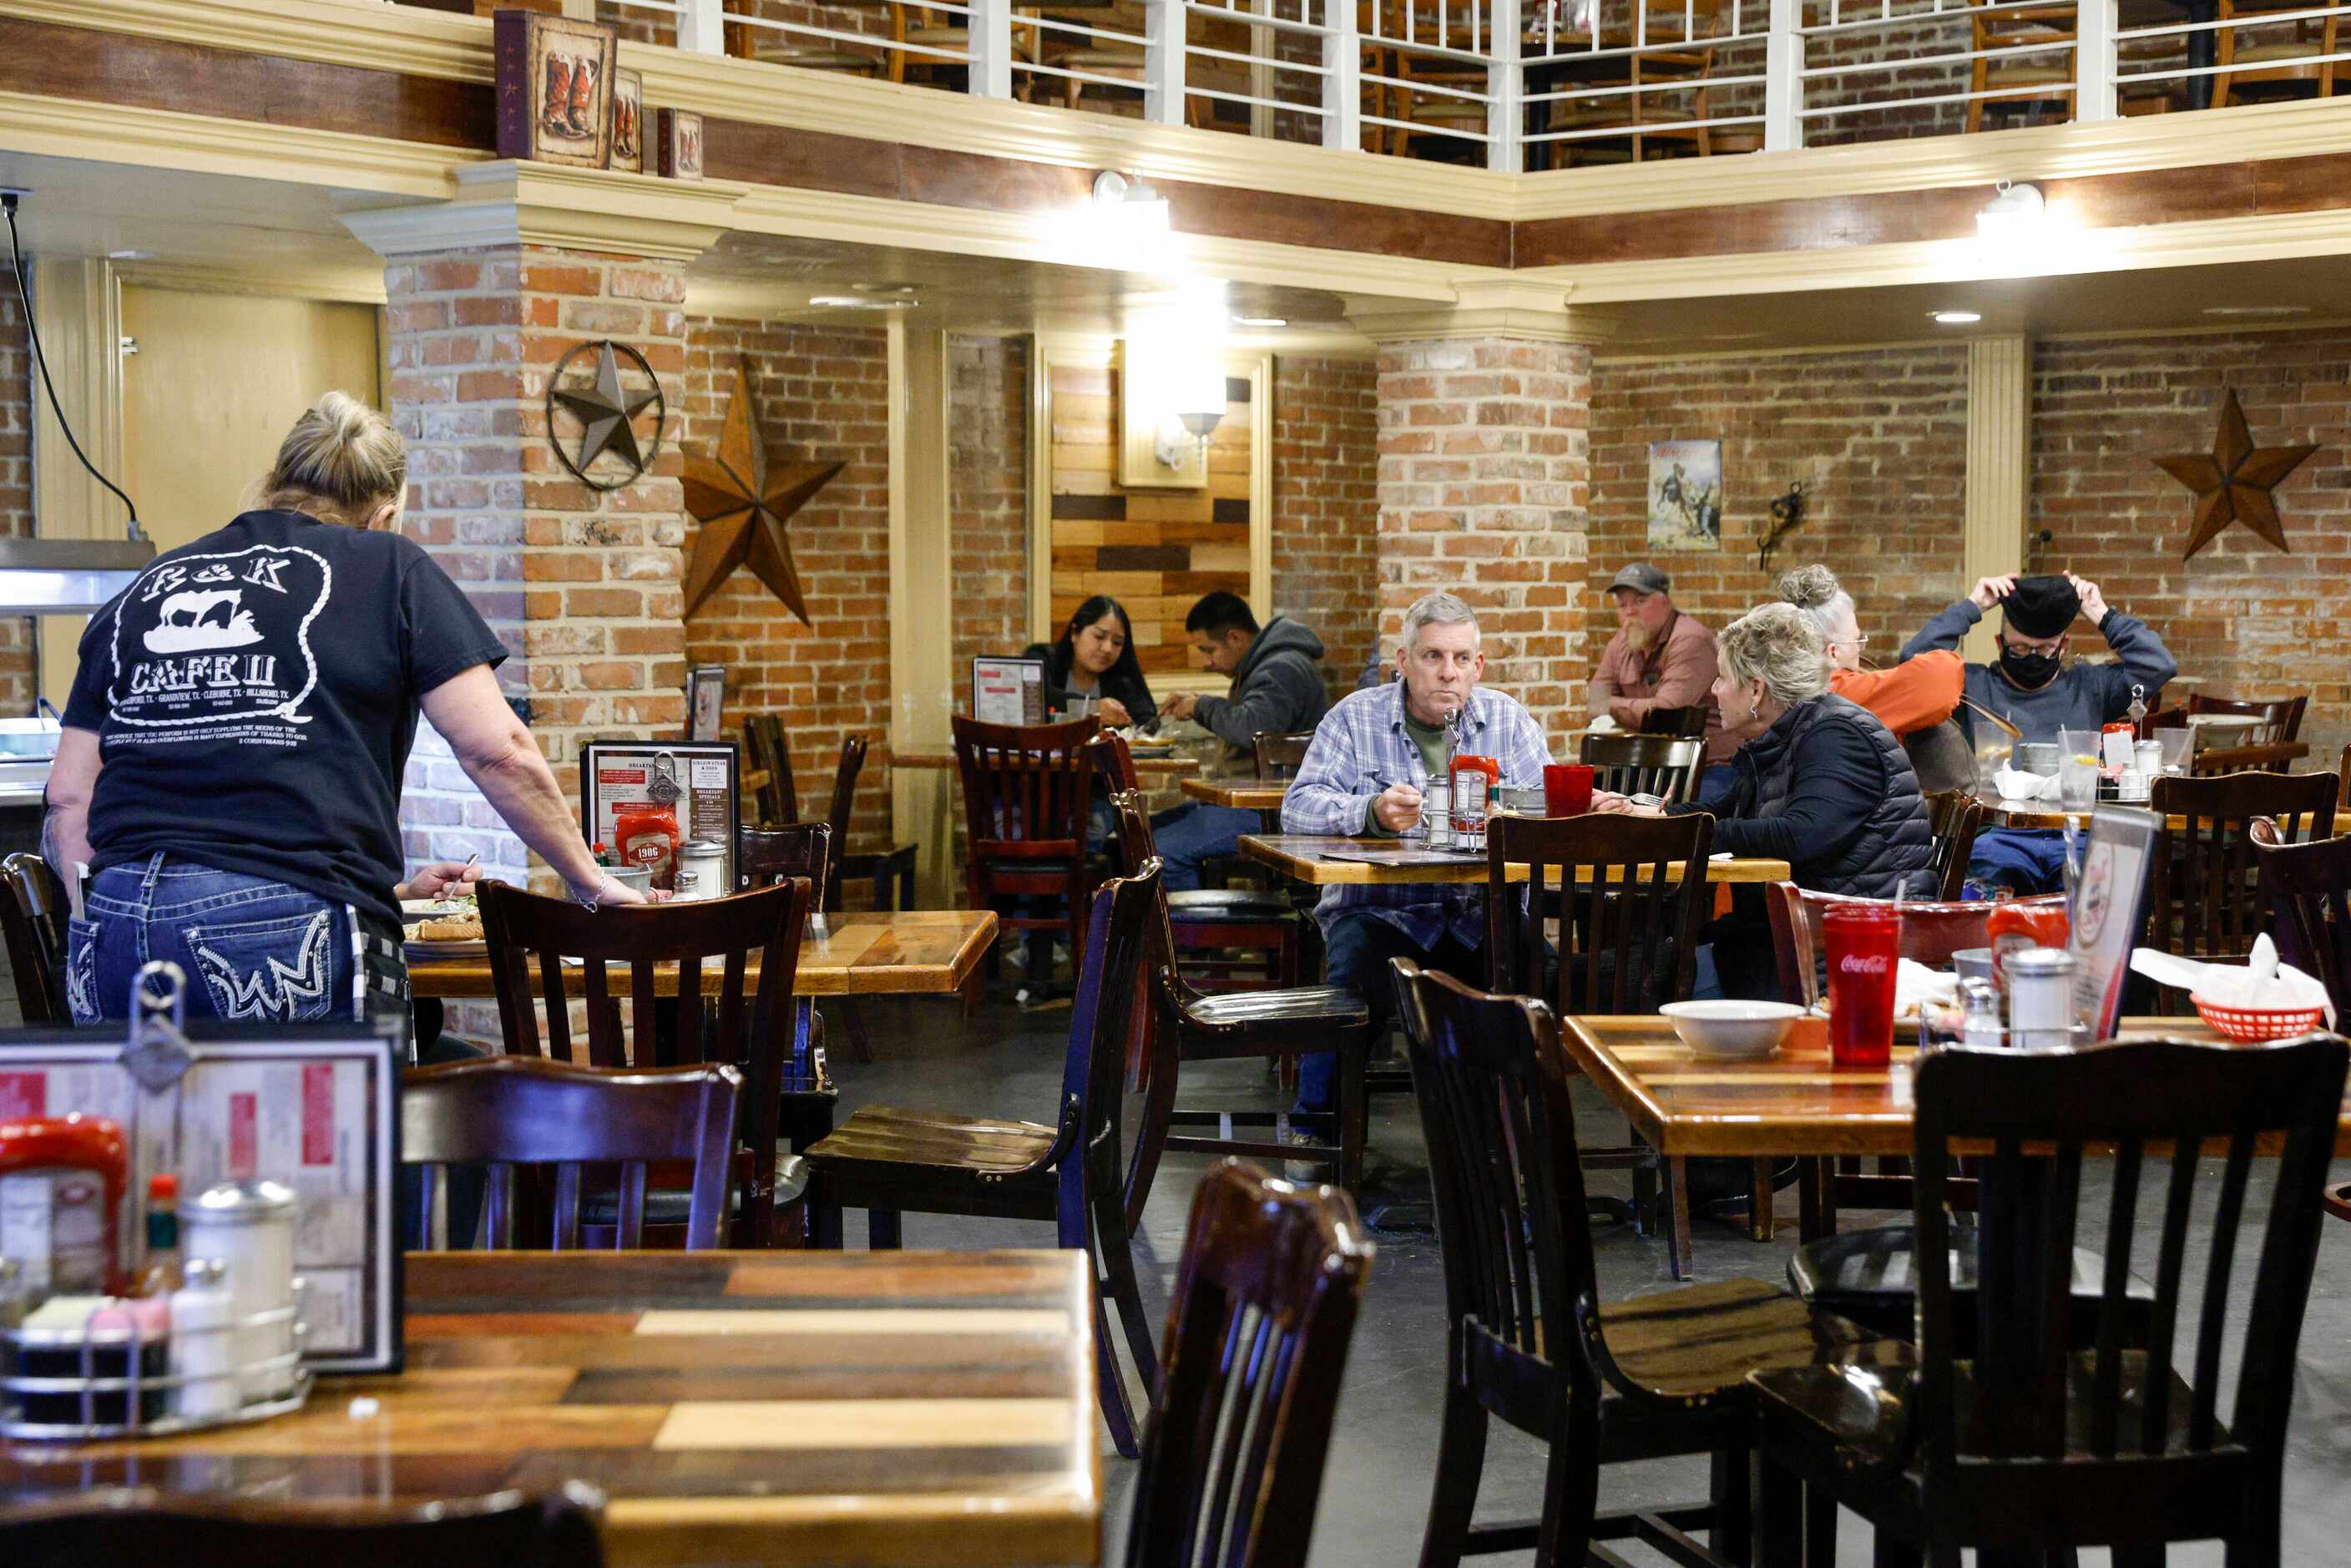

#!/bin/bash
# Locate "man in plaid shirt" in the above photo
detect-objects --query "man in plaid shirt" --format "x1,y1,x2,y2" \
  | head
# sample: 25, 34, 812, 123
1281, 591, 1553, 1124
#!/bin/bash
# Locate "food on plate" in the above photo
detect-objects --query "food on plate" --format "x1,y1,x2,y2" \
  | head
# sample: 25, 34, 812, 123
415, 914, 483, 942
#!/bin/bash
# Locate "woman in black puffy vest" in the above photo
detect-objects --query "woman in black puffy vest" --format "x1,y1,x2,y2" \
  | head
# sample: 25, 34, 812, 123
1596, 600, 1932, 999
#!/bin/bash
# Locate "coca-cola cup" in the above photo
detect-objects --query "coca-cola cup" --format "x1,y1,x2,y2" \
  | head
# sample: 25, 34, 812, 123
1544, 763, 1595, 817
1822, 903, 1901, 1068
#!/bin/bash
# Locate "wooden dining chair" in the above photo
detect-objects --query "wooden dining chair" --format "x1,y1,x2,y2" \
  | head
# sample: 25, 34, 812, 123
741, 713, 798, 827
1580, 731, 1706, 804
1485, 810, 1722, 1268
1534, 0, 1727, 168
1251, 730, 1315, 779
801, 866, 1164, 1457
2250, 814, 2351, 1019
2145, 768, 2341, 1010
477, 878, 811, 1247
0, 851, 71, 1024
1920, 787, 1984, 901
0, 1483, 607, 1568
818, 734, 919, 914
1124, 1159, 1374, 1568
1098, 746, 1300, 991
2215, 0, 2343, 107
1752, 1035, 2348, 1568
2187, 690, 2309, 743
1395, 961, 1910, 1568
1115, 791, 1373, 1228
736, 822, 847, 1158
1964, 0, 2079, 131
1636, 703, 1711, 738
953, 713, 1103, 982
403, 1056, 741, 1251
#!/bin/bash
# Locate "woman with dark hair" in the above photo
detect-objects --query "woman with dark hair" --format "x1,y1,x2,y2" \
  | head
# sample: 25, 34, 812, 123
1043, 594, 1157, 729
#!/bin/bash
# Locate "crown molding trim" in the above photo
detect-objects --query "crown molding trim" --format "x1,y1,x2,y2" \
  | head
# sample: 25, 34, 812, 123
340, 162, 747, 261
0, 88, 473, 198
1348, 278, 1620, 346
113, 258, 387, 305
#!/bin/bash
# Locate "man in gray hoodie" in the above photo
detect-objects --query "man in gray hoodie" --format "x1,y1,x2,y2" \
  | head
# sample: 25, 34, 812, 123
1155, 593, 1330, 891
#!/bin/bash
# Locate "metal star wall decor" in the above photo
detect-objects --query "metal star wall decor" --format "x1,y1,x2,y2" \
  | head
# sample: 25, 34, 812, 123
680, 357, 842, 625
547, 339, 665, 491
2152, 387, 2317, 561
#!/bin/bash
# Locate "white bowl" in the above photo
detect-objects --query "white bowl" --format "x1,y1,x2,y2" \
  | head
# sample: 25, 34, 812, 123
1659, 1000, 1806, 1060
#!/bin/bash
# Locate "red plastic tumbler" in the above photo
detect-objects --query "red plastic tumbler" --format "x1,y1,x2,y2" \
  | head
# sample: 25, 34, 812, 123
1543, 763, 1595, 817
1822, 903, 1901, 1068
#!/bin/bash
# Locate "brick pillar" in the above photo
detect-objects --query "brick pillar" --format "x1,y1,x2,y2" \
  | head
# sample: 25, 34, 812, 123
372, 241, 691, 893
1371, 332, 1594, 732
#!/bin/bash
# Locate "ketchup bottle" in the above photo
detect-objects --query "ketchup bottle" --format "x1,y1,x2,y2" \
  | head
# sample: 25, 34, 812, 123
1985, 901, 2070, 990
613, 800, 680, 890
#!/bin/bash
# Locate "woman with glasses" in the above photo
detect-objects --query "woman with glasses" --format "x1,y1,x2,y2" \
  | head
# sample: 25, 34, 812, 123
1777, 564, 1962, 738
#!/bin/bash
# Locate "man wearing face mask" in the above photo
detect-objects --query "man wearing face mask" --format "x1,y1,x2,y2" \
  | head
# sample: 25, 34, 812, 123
1903, 570, 2177, 893
1899, 571, 2177, 747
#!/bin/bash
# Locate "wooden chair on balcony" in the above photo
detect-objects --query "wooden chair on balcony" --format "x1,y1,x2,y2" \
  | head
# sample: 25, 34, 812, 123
890, 1, 1039, 94
2215, 0, 2344, 107
729, 13, 889, 77
1964, 0, 2081, 131
1530, 0, 1727, 168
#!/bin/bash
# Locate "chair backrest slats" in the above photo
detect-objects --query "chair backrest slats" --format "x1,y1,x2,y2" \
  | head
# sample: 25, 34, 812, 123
1251, 731, 1314, 780
0, 852, 70, 1024
2147, 772, 2340, 999
2251, 816, 2351, 1019
403, 1056, 743, 1252
1489, 812, 1712, 1014
953, 714, 1100, 871
743, 713, 798, 826
1579, 732, 1706, 804
1922, 788, 1985, 902
478, 878, 809, 1245
1909, 1038, 2346, 1483
1394, 963, 1594, 1378
2186, 691, 2308, 745
1125, 1159, 1372, 1568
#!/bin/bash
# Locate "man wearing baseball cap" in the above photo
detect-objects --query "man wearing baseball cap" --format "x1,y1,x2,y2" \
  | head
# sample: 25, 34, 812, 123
1586, 561, 1757, 766
1900, 570, 2177, 749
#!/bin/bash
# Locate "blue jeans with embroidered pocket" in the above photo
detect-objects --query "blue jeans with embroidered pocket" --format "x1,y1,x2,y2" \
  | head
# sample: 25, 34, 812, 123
68, 853, 364, 1025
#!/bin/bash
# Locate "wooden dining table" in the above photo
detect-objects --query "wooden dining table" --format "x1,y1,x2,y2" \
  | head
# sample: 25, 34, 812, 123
1974, 796, 2351, 833
1240, 833, 1790, 887
405, 909, 999, 999
0, 1249, 1100, 1567
1180, 776, 1289, 812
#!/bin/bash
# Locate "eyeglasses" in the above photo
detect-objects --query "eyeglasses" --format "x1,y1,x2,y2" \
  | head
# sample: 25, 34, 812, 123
1832, 634, 1871, 650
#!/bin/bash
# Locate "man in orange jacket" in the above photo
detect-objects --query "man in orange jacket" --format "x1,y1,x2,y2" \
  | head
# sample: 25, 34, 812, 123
1777, 564, 1962, 737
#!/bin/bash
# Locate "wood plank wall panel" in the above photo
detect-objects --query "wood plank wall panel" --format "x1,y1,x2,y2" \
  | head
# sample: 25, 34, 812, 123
1047, 362, 1251, 677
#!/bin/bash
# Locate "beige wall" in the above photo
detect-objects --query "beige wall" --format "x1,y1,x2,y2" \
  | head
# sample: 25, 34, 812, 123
39, 287, 382, 707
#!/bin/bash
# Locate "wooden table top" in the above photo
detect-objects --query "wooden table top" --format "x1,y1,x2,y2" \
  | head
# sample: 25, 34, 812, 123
1238, 834, 1790, 888
1975, 797, 2351, 832
1559, 1014, 2351, 1159
0, 1250, 1099, 1568
407, 910, 998, 1000
1180, 776, 1290, 811
894, 749, 1197, 776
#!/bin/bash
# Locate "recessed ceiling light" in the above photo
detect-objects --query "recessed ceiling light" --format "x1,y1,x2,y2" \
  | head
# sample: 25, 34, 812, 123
806, 295, 918, 310
1931, 310, 1983, 325
849, 282, 918, 296
1232, 316, 1287, 328
2202, 304, 2310, 317
107, 250, 150, 260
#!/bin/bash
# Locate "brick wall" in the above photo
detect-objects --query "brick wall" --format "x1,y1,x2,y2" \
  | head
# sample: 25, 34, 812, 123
1375, 336, 1591, 731
950, 333, 1030, 694
2030, 327, 2351, 757
0, 265, 31, 714
1272, 353, 1379, 698
680, 317, 894, 854
384, 243, 690, 890
1585, 343, 1969, 690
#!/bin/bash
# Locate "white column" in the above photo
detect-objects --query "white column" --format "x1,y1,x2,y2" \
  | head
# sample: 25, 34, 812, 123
1963, 335, 2031, 665
1763, 0, 1802, 151
967, 0, 1017, 99
1322, 0, 1362, 150
1144, 0, 1188, 125
1485, 0, 1522, 173
675, 0, 727, 54
889, 320, 955, 907
2075, 0, 2118, 121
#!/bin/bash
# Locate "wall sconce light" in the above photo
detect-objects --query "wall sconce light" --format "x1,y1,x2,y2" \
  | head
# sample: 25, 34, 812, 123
1154, 357, 1227, 468
1976, 180, 2047, 248
1091, 170, 1170, 243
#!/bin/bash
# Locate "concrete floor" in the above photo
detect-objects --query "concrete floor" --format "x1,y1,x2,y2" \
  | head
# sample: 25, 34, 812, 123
823, 991, 2351, 1568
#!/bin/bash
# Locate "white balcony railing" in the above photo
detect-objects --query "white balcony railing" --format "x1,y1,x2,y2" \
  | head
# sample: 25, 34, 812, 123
609, 0, 2338, 166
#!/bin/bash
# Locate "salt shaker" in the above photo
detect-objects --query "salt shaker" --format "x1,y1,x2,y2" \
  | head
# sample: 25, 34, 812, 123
168, 1257, 240, 1419
180, 1180, 298, 1402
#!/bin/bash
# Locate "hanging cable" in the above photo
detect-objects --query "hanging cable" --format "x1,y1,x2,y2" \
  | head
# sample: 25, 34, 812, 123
3, 193, 142, 536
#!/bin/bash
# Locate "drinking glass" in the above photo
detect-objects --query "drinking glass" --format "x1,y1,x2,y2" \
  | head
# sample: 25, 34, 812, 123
2059, 751, 2099, 811
1823, 903, 1901, 1068
1544, 763, 1594, 817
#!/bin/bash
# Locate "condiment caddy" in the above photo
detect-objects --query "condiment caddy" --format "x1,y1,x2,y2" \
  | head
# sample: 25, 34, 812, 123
0, 964, 314, 1439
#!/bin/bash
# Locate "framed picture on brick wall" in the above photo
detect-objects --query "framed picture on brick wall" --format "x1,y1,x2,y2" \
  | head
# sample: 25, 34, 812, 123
493, 10, 618, 169
610, 67, 645, 175
1647, 439, 1722, 553
657, 109, 705, 180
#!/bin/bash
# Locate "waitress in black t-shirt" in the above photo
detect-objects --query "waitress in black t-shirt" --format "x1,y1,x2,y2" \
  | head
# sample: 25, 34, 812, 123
44, 392, 646, 1024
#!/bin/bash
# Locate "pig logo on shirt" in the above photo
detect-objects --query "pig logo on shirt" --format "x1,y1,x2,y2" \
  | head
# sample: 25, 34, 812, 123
104, 544, 331, 736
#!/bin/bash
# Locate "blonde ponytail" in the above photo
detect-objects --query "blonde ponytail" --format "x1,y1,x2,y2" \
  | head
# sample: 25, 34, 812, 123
260, 391, 407, 527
